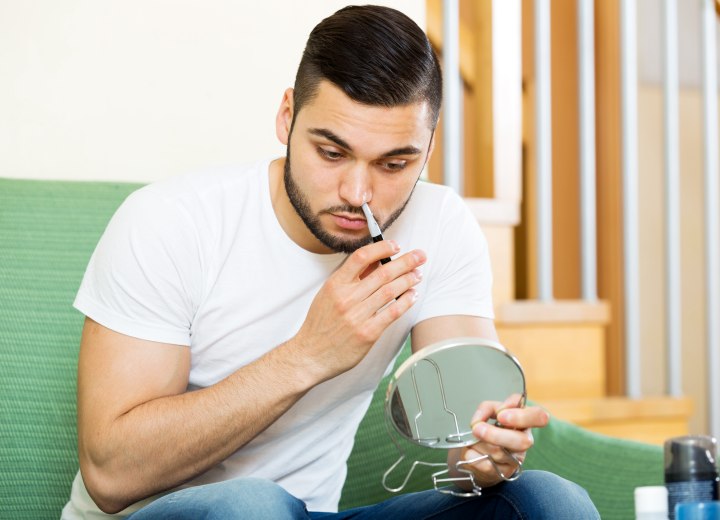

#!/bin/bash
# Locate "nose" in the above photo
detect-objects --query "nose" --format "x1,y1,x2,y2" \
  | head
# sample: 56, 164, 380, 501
338, 164, 371, 208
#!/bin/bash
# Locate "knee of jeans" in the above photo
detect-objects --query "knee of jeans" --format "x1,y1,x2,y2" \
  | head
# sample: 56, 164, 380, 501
212, 478, 307, 517
509, 470, 599, 519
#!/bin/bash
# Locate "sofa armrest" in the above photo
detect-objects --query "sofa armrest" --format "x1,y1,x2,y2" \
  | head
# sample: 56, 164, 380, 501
524, 413, 664, 520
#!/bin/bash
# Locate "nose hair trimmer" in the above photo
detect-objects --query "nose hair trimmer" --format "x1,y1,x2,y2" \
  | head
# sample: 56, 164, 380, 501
361, 203, 391, 265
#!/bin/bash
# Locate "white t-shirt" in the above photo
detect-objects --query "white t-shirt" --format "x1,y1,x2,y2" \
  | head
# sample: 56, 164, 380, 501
62, 159, 494, 518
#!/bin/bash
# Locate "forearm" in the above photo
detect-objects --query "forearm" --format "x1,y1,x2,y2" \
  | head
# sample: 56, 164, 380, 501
80, 340, 318, 513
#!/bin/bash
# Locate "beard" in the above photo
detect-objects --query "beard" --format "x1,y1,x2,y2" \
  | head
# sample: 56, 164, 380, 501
283, 145, 416, 254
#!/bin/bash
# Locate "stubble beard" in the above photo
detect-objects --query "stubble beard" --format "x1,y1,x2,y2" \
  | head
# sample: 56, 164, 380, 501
283, 145, 415, 254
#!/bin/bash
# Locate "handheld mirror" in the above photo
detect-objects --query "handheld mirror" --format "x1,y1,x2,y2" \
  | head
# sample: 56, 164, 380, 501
382, 337, 526, 496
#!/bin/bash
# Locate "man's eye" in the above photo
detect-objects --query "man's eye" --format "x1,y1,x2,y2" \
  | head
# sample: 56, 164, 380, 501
317, 147, 344, 161
381, 161, 407, 172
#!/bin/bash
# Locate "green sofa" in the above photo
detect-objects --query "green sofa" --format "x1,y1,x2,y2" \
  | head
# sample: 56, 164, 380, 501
0, 177, 665, 519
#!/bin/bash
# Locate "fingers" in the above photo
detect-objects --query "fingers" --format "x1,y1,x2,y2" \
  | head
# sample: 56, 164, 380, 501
339, 243, 426, 323
469, 401, 498, 428
366, 286, 419, 330
365, 268, 423, 311
469, 394, 525, 429
339, 240, 402, 281
303, 242, 425, 346
497, 405, 550, 430
458, 444, 523, 487
464, 445, 523, 471
472, 422, 535, 454
294, 241, 426, 380
339, 241, 427, 285
469, 402, 547, 454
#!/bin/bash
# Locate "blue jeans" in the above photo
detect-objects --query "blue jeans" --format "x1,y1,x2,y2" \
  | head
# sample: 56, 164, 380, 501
126, 470, 599, 519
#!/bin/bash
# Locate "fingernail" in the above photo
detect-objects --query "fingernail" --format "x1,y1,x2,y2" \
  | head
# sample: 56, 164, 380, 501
412, 250, 426, 263
413, 269, 423, 282
389, 240, 400, 253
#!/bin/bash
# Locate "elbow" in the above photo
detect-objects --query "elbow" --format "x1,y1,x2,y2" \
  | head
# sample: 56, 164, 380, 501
79, 457, 135, 514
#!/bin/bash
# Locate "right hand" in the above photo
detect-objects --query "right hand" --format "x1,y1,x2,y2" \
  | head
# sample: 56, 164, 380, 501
292, 239, 426, 380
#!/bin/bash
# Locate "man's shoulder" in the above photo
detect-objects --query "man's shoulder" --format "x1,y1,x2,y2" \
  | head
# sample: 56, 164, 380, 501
121, 159, 271, 218
106, 159, 272, 242
408, 180, 467, 218
412, 180, 463, 204
414, 179, 453, 196
143, 160, 270, 201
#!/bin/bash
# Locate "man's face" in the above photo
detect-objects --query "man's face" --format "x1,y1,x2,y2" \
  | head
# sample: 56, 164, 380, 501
279, 81, 435, 254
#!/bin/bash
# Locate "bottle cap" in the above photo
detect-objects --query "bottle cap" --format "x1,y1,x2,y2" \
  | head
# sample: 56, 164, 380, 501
635, 486, 669, 514
664, 436, 718, 483
675, 501, 720, 520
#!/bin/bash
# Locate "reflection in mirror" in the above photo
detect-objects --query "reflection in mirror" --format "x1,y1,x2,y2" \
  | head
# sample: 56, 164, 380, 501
382, 337, 526, 496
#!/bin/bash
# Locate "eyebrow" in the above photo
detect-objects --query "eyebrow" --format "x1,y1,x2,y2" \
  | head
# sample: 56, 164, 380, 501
308, 127, 423, 158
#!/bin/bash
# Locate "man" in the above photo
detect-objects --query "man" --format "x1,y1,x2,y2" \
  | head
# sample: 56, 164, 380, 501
62, 5, 599, 519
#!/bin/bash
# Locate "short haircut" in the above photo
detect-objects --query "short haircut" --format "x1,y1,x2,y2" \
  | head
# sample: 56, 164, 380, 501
293, 5, 443, 129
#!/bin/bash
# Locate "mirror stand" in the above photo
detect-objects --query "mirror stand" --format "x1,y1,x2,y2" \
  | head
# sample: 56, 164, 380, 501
381, 337, 527, 497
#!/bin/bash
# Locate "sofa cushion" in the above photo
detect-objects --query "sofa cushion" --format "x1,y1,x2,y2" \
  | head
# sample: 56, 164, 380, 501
0, 178, 141, 518
0, 177, 666, 520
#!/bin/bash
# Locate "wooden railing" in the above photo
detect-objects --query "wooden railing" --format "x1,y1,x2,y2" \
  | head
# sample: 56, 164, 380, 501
424, 0, 522, 204
425, 0, 475, 88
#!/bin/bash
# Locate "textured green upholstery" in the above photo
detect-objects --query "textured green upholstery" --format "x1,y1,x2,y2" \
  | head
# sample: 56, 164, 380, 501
0, 179, 142, 518
0, 177, 663, 519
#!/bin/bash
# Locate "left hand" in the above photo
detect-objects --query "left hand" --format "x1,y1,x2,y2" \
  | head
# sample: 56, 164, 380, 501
452, 395, 550, 488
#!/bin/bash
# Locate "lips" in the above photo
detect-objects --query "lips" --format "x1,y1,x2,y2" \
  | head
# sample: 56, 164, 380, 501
331, 213, 368, 231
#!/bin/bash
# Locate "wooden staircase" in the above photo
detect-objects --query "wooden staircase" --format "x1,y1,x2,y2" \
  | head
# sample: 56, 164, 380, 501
427, 0, 695, 446
469, 198, 693, 446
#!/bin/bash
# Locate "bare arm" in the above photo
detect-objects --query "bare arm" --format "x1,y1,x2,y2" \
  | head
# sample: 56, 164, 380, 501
79, 240, 425, 513
77, 319, 318, 512
411, 315, 549, 491
410, 315, 499, 352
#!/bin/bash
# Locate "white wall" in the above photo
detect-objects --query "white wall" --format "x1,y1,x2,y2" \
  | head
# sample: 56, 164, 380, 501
0, 1, 424, 182
637, 0, 720, 88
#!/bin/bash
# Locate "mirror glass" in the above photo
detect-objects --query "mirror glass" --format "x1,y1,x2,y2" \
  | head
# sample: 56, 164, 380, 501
385, 337, 526, 449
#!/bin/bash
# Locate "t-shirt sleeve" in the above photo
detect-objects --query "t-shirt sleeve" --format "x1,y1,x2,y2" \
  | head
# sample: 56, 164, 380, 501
74, 188, 203, 346
414, 189, 495, 323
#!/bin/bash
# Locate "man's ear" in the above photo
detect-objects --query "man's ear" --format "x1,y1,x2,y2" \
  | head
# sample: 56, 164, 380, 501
275, 88, 295, 146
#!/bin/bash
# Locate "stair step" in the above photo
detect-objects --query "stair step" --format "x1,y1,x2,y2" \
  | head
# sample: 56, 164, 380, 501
499, 324, 606, 400
537, 396, 693, 445
496, 301, 610, 400
495, 300, 610, 323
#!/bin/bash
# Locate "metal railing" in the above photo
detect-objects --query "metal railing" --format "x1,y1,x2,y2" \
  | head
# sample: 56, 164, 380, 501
439, 0, 719, 436
700, 0, 720, 439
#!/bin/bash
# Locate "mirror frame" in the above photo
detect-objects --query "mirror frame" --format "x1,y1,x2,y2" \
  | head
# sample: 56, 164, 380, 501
384, 336, 527, 449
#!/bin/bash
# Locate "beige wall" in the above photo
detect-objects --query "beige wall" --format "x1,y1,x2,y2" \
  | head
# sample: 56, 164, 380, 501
636, 0, 719, 436
0, 1, 424, 182
638, 84, 719, 434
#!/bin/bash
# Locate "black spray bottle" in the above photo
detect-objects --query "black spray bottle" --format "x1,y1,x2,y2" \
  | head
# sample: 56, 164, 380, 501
664, 435, 719, 519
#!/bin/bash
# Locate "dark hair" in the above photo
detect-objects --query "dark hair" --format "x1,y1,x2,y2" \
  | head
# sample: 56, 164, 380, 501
293, 5, 442, 128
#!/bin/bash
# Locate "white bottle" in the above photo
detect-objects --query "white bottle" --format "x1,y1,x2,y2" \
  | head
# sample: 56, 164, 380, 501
635, 486, 669, 520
